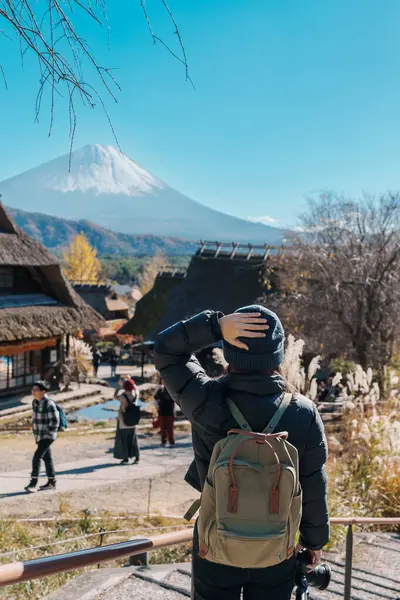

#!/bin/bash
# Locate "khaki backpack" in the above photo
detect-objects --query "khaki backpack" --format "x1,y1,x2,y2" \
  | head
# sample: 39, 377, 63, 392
194, 392, 302, 569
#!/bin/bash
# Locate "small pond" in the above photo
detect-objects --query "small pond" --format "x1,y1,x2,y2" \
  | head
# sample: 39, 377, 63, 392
69, 398, 151, 422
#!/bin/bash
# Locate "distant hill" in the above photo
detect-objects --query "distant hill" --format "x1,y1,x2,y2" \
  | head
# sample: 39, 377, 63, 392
1, 144, 285, 244
8, 207, 197, 256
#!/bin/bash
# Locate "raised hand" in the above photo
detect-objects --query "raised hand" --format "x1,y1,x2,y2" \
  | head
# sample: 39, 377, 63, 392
219, 312, 269, 350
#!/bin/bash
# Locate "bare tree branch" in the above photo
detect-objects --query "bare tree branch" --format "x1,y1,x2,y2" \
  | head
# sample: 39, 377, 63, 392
140, 0, 195, 89
0, 62, 7, 88
289, 193, 400, 369
0, 0, 193, 150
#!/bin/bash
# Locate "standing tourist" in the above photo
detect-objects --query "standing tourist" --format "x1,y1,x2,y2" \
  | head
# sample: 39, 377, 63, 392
110, 349, 119, 379
92, 348, 102, 378
155, 381, 175, 447
154, 307, 329, 600
113, 378, 140, 464
25, 380, 60, 493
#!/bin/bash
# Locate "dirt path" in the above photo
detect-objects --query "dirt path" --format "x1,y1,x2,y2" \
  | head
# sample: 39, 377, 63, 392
0, 430, 198, 519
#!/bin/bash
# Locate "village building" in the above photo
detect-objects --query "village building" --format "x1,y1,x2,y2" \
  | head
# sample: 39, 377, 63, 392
119, 265, 186, 340
112, 283, 143, 303
73, 283, 130, 321
0, 203, 102, 398
119, 241, 280, 344
73, 283, 131, 340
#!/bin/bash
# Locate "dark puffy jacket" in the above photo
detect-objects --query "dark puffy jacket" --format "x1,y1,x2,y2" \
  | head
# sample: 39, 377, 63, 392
154, 310, 329, 550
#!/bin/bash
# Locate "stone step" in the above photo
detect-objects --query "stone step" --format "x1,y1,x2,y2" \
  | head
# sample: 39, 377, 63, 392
43, 564, 191, 600
44, 534, 400, 600
98, 575, 189, 600
0, 385, 105, 417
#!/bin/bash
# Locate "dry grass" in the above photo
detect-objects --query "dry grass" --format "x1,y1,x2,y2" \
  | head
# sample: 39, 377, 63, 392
0, 510, 190, 600
326, 401, 400, 548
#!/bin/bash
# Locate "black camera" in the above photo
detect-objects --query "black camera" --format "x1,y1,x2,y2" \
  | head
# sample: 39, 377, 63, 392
295, 550, 331, 600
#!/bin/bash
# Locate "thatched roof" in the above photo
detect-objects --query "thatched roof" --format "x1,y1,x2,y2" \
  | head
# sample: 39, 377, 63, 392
0, 205, 59, 266
0, 202, 103, 342
73, 283, 129, 318
154, 254, 270, 335
0, 304, 101, 342
118, 271, 186, 337
120, 242, 279, 340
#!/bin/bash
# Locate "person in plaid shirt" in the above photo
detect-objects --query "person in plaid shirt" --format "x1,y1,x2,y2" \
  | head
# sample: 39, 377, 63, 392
25, 380, 60, 493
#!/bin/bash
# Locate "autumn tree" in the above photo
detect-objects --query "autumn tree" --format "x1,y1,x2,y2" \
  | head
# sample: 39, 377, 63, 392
278, 194, 400, 370
137, 252, 169, 296
64, 233, 101, 284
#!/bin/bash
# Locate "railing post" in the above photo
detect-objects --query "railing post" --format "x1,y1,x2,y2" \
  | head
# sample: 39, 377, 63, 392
97, 528, 106, 569
343, 524, 353, 600
128, 537, 149, 567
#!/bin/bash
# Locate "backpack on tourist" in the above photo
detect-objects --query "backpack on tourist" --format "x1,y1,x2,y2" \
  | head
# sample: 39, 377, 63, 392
195, 392, 302, 569
122, 392, 141, 427
45, 398, 68, 431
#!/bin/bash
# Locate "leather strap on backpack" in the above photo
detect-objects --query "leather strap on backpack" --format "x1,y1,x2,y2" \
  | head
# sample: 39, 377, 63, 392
263, 392, 292, 434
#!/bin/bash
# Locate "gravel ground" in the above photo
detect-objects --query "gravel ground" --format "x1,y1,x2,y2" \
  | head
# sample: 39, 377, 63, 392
0, 430, 116, 473
0, 430, 198, 519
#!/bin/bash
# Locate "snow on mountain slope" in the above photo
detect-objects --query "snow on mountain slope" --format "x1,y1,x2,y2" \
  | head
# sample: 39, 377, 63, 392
0, 144, 285, 243
5, 144, 165, 196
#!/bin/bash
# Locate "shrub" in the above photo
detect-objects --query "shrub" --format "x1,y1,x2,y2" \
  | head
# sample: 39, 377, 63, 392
68, 338, 93, 376
327, 399, 400, 536
282, 335, 400, 545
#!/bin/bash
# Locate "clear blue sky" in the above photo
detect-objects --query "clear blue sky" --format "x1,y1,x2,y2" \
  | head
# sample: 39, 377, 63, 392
1, 0, 400, 227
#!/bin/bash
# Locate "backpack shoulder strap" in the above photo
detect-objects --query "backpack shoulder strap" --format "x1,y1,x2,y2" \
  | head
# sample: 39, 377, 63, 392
122, 392, 132, 405
226, 396, 251, 431
44, 396, 55, 409
263, 392, 292, 434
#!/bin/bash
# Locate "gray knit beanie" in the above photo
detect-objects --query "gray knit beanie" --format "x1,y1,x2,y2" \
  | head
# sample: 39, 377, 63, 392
223, 305, 285, 371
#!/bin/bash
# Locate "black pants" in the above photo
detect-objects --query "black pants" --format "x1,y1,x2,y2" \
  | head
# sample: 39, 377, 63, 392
31, 439, 55, 482
192, 525, 296, 600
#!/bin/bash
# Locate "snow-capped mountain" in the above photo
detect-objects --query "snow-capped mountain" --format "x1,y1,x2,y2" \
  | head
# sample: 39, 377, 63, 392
43, 144, 166, 196
0, 144, 284, 243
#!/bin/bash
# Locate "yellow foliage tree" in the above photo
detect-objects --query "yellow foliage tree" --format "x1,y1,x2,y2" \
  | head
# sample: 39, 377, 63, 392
63, 233, 101, 283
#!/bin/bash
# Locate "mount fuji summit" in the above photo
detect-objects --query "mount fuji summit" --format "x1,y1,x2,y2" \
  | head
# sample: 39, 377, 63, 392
0, 144, 284, 243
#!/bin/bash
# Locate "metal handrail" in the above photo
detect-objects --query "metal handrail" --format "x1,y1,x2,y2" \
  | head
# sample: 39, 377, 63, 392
330, 517, 400, 525
0, 518, 399, 595
0, 529, 193, 587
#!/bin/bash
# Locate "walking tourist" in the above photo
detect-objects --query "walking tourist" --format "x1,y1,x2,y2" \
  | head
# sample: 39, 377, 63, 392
155, 380, 175, 446
154, 306, 329, 600
113, 377, 140, 464
25, 380, 60, 493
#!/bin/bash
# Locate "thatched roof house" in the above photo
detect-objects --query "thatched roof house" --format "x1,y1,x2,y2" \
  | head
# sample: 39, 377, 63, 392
119, 266, 186, 338
73, 284, 130, 321
0, 202, 102, 396
120, 242, 280, 340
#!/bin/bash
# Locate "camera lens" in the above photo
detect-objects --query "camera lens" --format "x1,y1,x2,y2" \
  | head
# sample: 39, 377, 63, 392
307, 564, 332, 590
